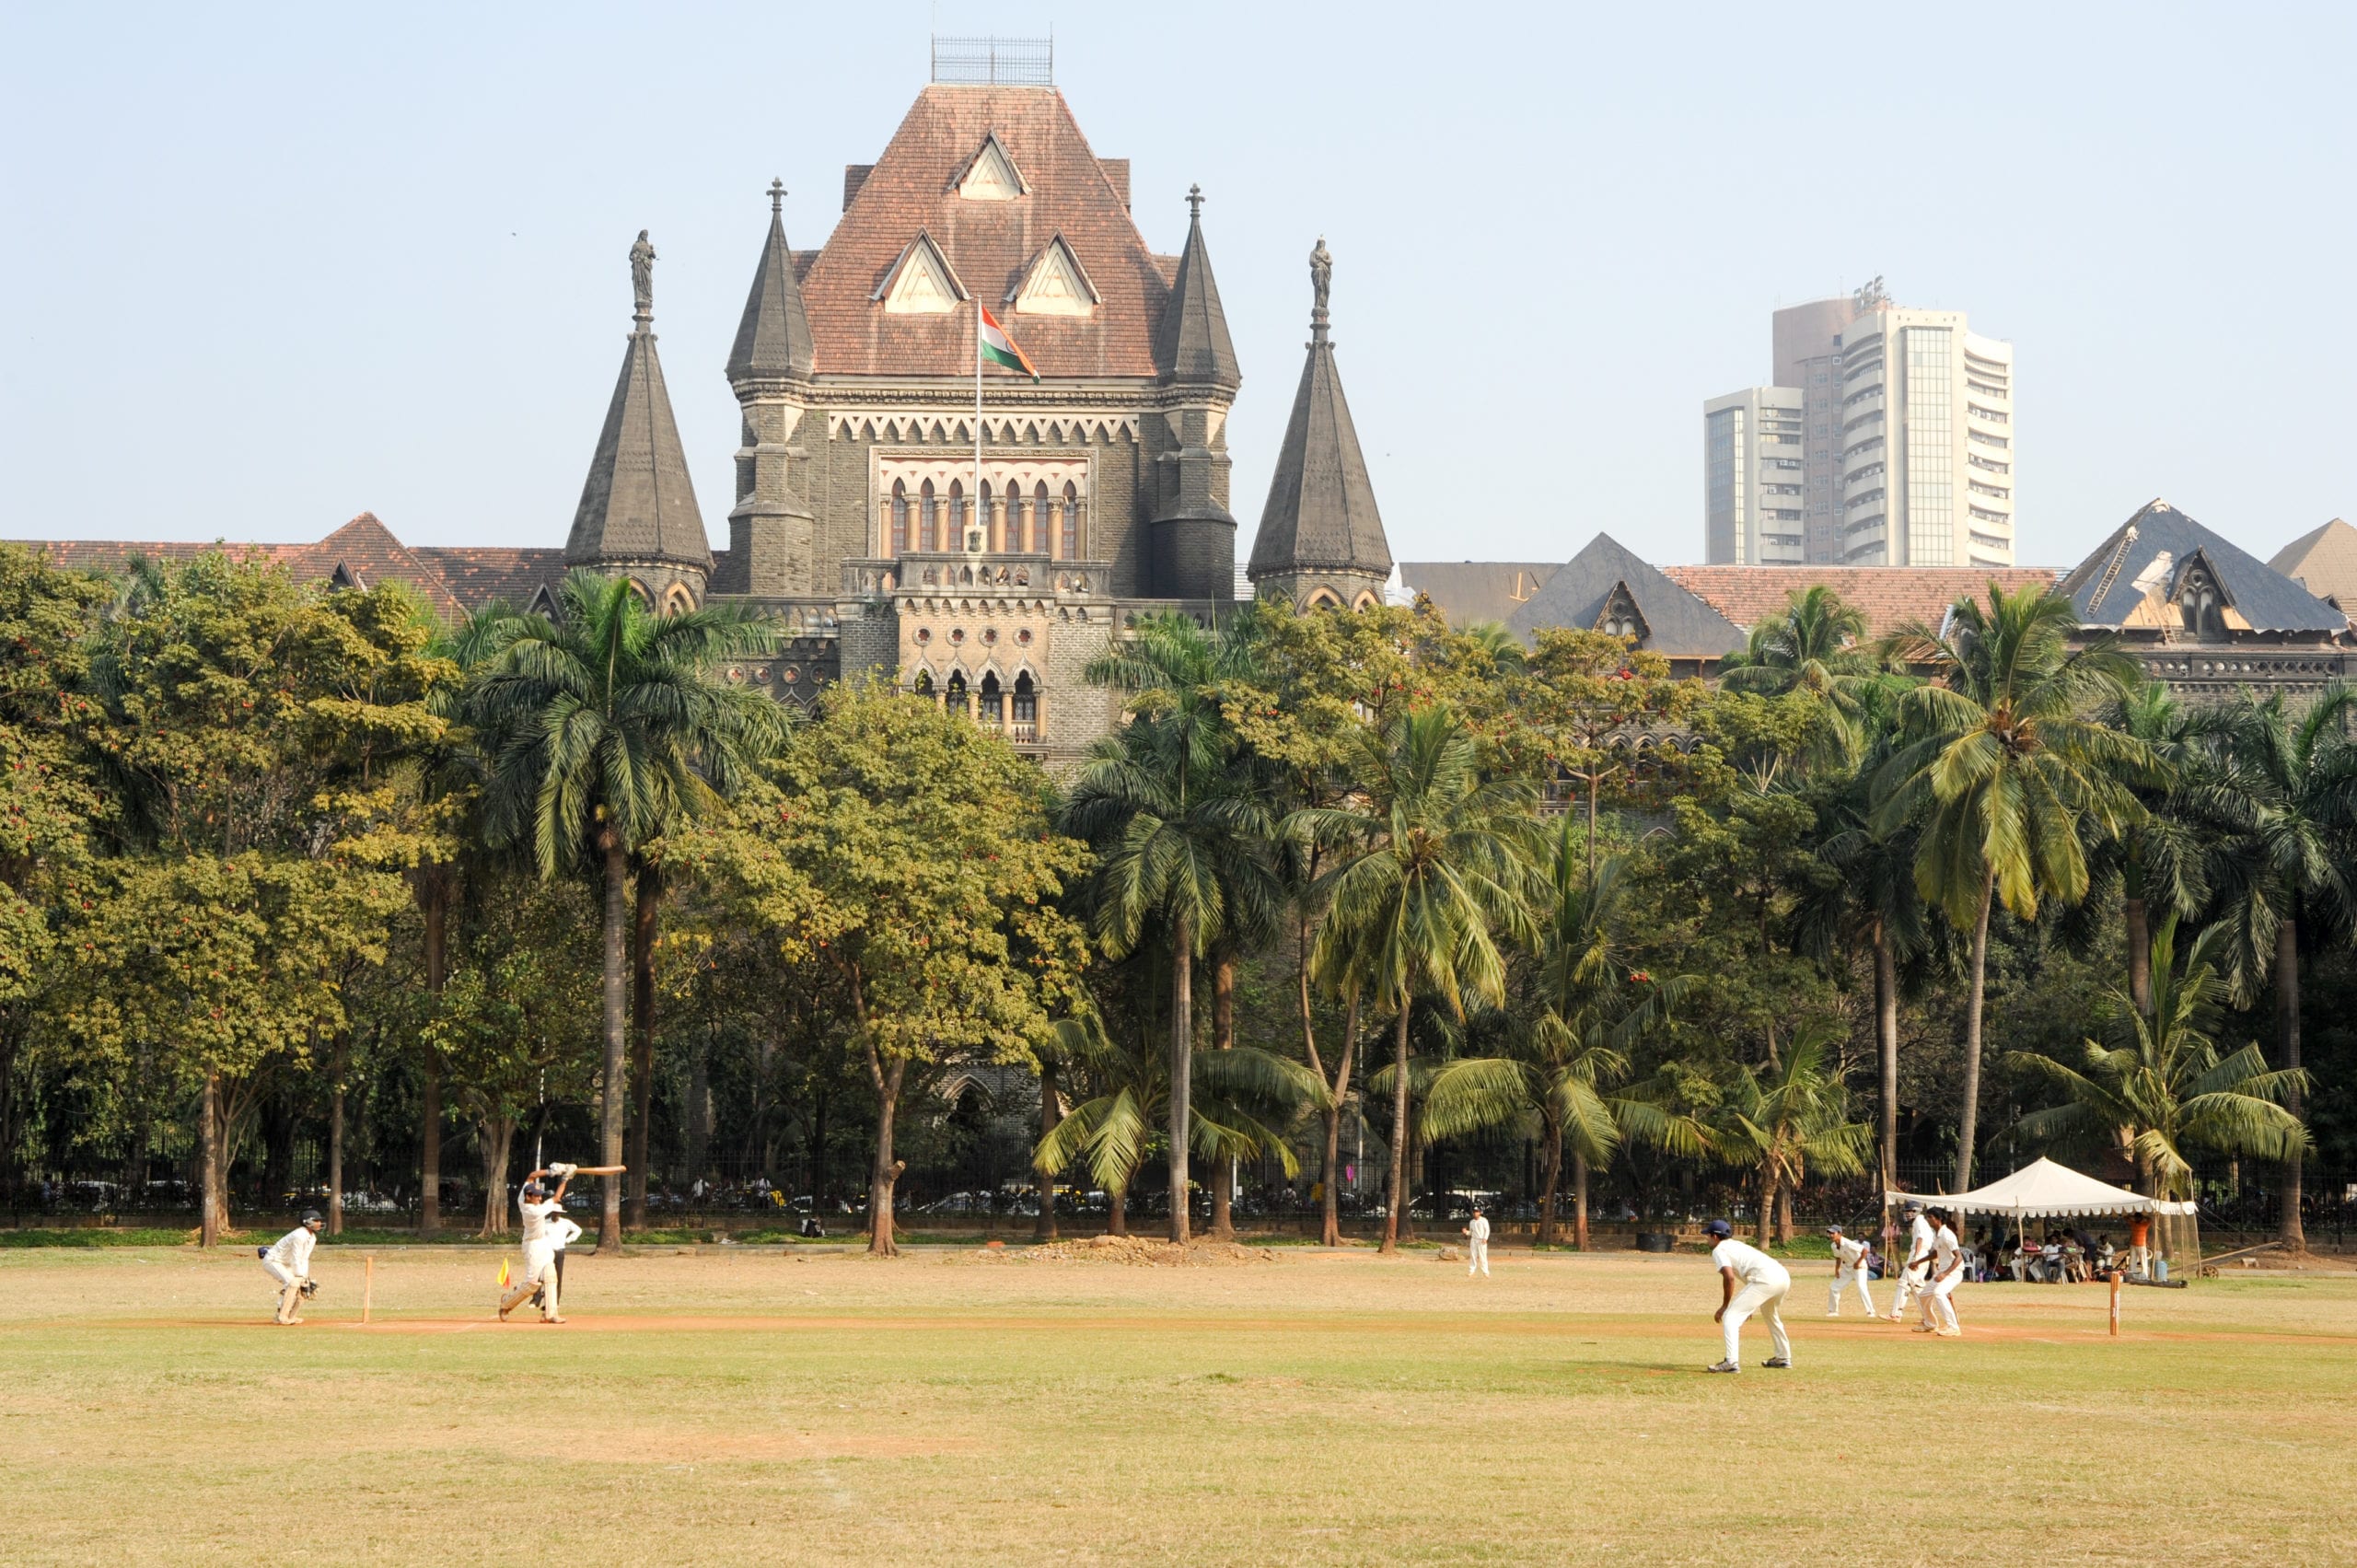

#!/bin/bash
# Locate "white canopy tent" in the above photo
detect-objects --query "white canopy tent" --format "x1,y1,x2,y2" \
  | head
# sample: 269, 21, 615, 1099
1887, 1157, 2197, 1220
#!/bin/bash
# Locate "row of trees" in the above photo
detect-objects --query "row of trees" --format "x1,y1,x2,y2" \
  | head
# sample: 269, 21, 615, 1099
0, 541, 2344, 1258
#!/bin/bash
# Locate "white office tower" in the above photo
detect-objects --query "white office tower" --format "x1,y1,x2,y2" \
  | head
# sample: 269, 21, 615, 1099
1702, 387, 1806, 564
1834, 305, 2014, 567
1771, 295, 1864, 563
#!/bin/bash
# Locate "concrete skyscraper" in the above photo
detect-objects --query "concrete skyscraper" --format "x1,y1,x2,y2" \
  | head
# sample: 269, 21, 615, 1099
1705, 281, 2014, 567
1701, 387, 1805, 565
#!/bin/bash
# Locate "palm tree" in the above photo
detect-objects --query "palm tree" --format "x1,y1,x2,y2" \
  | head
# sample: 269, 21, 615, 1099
1719, 585, 1884, 766
1300, 707, 1539, 1253
471, 570, 785, 1250
1709, 1020, 1874, 1247
1066, 615, 1280, 1243
1456, 620, 1527, 674
2185, 680, 2357, 1247
1421, 844, 1694, 1247
2097, 681, 2210, 1016
1032, 1011, 1322, 1236
1874, 585, 2149, 1190
2003, 916, 2308, 1204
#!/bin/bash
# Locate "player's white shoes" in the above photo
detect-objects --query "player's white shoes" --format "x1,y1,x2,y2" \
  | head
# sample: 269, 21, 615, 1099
1705, 1359, 1741, 1374
1761, 1356, 1791, 1368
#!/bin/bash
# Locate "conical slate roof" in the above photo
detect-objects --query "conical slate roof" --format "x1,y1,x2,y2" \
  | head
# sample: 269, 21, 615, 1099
1154, 188, 1239, 389
1248, 248, 1389, 580
1507, 534, 1746, 656
727, 181, 816, 382
2062, 499, 2342, 633
566, 270, 710, 570
2268, 516, 2357, 613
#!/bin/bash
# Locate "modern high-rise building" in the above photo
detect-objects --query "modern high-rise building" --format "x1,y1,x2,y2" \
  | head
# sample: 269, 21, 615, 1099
1701, 387, 1805, 565
1706, 282, 2014, 567
1834, 303, 2014, 567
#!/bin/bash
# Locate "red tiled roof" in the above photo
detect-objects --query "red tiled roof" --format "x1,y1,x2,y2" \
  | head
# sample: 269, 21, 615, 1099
798, 86, 1168, 379
413, 546, 567, 612
1660, 564, 2062, 639
9, 514, 484, 621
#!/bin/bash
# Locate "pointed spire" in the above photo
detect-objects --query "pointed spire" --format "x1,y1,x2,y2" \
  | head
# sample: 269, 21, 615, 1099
1248, 239, 1391, 586
565, 237, 711, 570
1155, 184, 1239, 389
726, 179, 817, 383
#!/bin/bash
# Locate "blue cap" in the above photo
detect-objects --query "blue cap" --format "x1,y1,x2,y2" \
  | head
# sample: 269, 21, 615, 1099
1704, 1219, 1733, 1238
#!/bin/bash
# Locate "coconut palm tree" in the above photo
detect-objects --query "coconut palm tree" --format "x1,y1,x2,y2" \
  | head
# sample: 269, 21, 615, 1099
2183, 680, 2357, 1246
1066, 615, 1281, 1243
2003, 917, 2309, 1202
1874, 585, 2150, 1190
1719, 585, 1884, 767
1709, 1020, 1874, 1247
2096, 681, 2211, 1016
1299, 707, 1540, 1253
1457, 620, 1527, 674
1032, 1010, 1322, 1237
1421, 843, 1697, 1248
470, 570, 785, 1250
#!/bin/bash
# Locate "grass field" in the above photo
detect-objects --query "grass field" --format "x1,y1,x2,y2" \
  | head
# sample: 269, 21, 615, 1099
3, 1241, 2351, 1567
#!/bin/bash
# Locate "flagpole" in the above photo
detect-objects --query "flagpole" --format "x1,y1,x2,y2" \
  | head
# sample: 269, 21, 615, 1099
974, 300, 984, 549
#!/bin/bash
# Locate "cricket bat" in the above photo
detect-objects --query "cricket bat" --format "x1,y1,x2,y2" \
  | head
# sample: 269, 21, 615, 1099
552, 1164, 626, 1176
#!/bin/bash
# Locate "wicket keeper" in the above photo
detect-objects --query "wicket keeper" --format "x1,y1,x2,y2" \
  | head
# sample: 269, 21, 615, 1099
258, 1210, 323, 1325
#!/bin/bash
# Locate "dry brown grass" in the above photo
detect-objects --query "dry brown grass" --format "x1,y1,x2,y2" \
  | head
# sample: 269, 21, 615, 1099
2, 1242, 2351, 1566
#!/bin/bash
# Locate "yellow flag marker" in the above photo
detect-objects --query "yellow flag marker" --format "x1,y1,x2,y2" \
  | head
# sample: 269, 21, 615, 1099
498, 1259, 510, 1288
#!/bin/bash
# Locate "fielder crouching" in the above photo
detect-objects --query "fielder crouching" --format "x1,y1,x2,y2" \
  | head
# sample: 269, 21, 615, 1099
499, 1165, 575, 1324
258, 1210, 324, 1324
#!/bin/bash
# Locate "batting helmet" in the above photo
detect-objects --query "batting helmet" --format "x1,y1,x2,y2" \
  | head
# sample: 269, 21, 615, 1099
1704, 1218, 1733, 1238
301, 1209, 325, 1227
522, 1180, 547, 1198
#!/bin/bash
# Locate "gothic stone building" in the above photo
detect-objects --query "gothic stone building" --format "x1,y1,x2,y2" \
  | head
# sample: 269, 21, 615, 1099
14, 80, 1397, 768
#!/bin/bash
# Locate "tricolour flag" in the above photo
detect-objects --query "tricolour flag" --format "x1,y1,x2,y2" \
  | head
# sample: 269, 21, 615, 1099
979, 306, 1039, 380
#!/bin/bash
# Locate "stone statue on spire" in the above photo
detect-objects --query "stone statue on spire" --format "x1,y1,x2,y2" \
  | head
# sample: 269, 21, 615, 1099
1309, 236, 1332, 316
630, 229, 657, 319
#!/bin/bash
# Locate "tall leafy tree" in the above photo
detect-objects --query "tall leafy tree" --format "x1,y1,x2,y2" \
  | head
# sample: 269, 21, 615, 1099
1718, 586, 1885, 768
1875, 586, 2148, 1189
2189, 680, 2357, 1247
1067, 614, 1280, 1244
1709, 1019, 1874, 1246
1301, 707, 1538, 1253
2096, 681, 2211, 1016
2003, 917, 2309, 1202
472, 570, 784, 1250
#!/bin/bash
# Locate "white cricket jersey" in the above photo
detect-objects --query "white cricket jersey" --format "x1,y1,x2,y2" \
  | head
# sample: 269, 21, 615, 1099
519, 1196, 556, 1246
1907, 1215, 1935, 1268
1834, 1235, 1868, 1271
1469, 1215, 1491, 1243
550, 1214, 583, 1250
1933, 1225, 1962, 1273
1711, 1237, 1791, 1289
268, 1226, 316, 1277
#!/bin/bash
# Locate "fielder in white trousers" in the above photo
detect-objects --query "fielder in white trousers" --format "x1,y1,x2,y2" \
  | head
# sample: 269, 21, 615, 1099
1708, 1231, 1794, 1370
1825, 1227, 1878, 1318
1465, 1210, 1491, 1277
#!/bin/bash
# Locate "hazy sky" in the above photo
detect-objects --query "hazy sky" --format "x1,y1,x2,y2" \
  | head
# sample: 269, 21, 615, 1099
5, 4, 2352, 571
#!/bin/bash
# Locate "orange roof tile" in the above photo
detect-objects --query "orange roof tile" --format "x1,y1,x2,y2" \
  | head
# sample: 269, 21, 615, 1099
1660, 564, 2062, 639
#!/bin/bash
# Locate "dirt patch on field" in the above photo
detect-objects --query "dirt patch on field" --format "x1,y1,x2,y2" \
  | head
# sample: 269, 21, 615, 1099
1001, 1234, 1276, 1266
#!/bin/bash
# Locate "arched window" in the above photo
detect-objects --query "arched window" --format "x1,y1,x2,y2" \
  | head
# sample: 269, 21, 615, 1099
979, 671, 1003, 730
948, 480, 966, 549
911, 668, 934, 700
1062, 482, 1081, 560
1353, 591, 1380, 612
890, 480, 909, 556
944, 669, 968, 715
921, 479, 938, 552
663, 582, 696, 617
627, 579, 654, 609
1035, 482, 1052, 562
980, 480, 997, 552
1306, 588, 1341, 610
1011, 671, 1038, 740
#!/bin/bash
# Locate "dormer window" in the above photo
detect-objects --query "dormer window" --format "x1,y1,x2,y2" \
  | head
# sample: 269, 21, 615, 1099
874, 231, 966, 315
1009, 235, 1098, 318
955, 132, 1028, 201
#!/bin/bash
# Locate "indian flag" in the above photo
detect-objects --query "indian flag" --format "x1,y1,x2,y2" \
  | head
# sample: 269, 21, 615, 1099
979, 306, 1039, 380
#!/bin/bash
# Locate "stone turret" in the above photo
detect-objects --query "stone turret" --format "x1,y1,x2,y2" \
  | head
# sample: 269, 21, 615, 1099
564, 229, 713, 610
718, 180, 820, 598
1247, 238, 1392, 610
1147, 185, 1240, 604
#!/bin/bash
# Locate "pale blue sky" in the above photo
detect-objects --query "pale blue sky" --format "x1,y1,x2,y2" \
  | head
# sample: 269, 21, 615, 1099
4, 4, 2351, 571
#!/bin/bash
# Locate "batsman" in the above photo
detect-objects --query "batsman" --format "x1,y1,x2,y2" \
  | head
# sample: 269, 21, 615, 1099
497, 1164, 618, 1323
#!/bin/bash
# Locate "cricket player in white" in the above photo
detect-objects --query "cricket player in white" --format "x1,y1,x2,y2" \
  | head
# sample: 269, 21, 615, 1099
535, 1201, 583, 1323
1825, 1225, 1878, 1318
1921, 1208, 1965, 1338
1704, 1218, 1792, 1372
498, 1166, 575, 1323
1464, 1204, 1492, 1278
1889, 1201, 1934, 1326
257, 1209, 323, 1324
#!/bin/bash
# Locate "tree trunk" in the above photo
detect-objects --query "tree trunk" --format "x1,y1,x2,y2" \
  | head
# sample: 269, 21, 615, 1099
596, 829, 629, 1252
1755, 1165, 1775, 1248
419, 868, 447, 1237
1955, 868, 1996, 1192
1536, 1105, 1562, 1247
1381, 999, 1411, 1255
1209, 949, 1236, 1240
327, 1034, 347, 1237
1108, 1185, 1128, 1237
1775, 1179, 1794, 1246
1573, 1148, 1590, 1251
2124, 891, 2153, 1018
684, 1031, 711, 1196
1317, 990, 1358, 1249
867, 1056, 907, 1258
1034, 1058, 1060, 1242
1167, 912, 1194, 1246
1875, 923, 1898, 1192
478, 1117, 515, 1237
198, 1071, 223, 1248
626, 860, 661, 1230
2276, 913, 2305, 1249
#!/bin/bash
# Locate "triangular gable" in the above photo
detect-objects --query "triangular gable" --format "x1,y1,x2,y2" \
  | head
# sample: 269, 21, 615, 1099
873, 230, 967, 315
953, 131, 1028, 200
1008, 234, 1098, 317
1595, 580, 1651, 642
